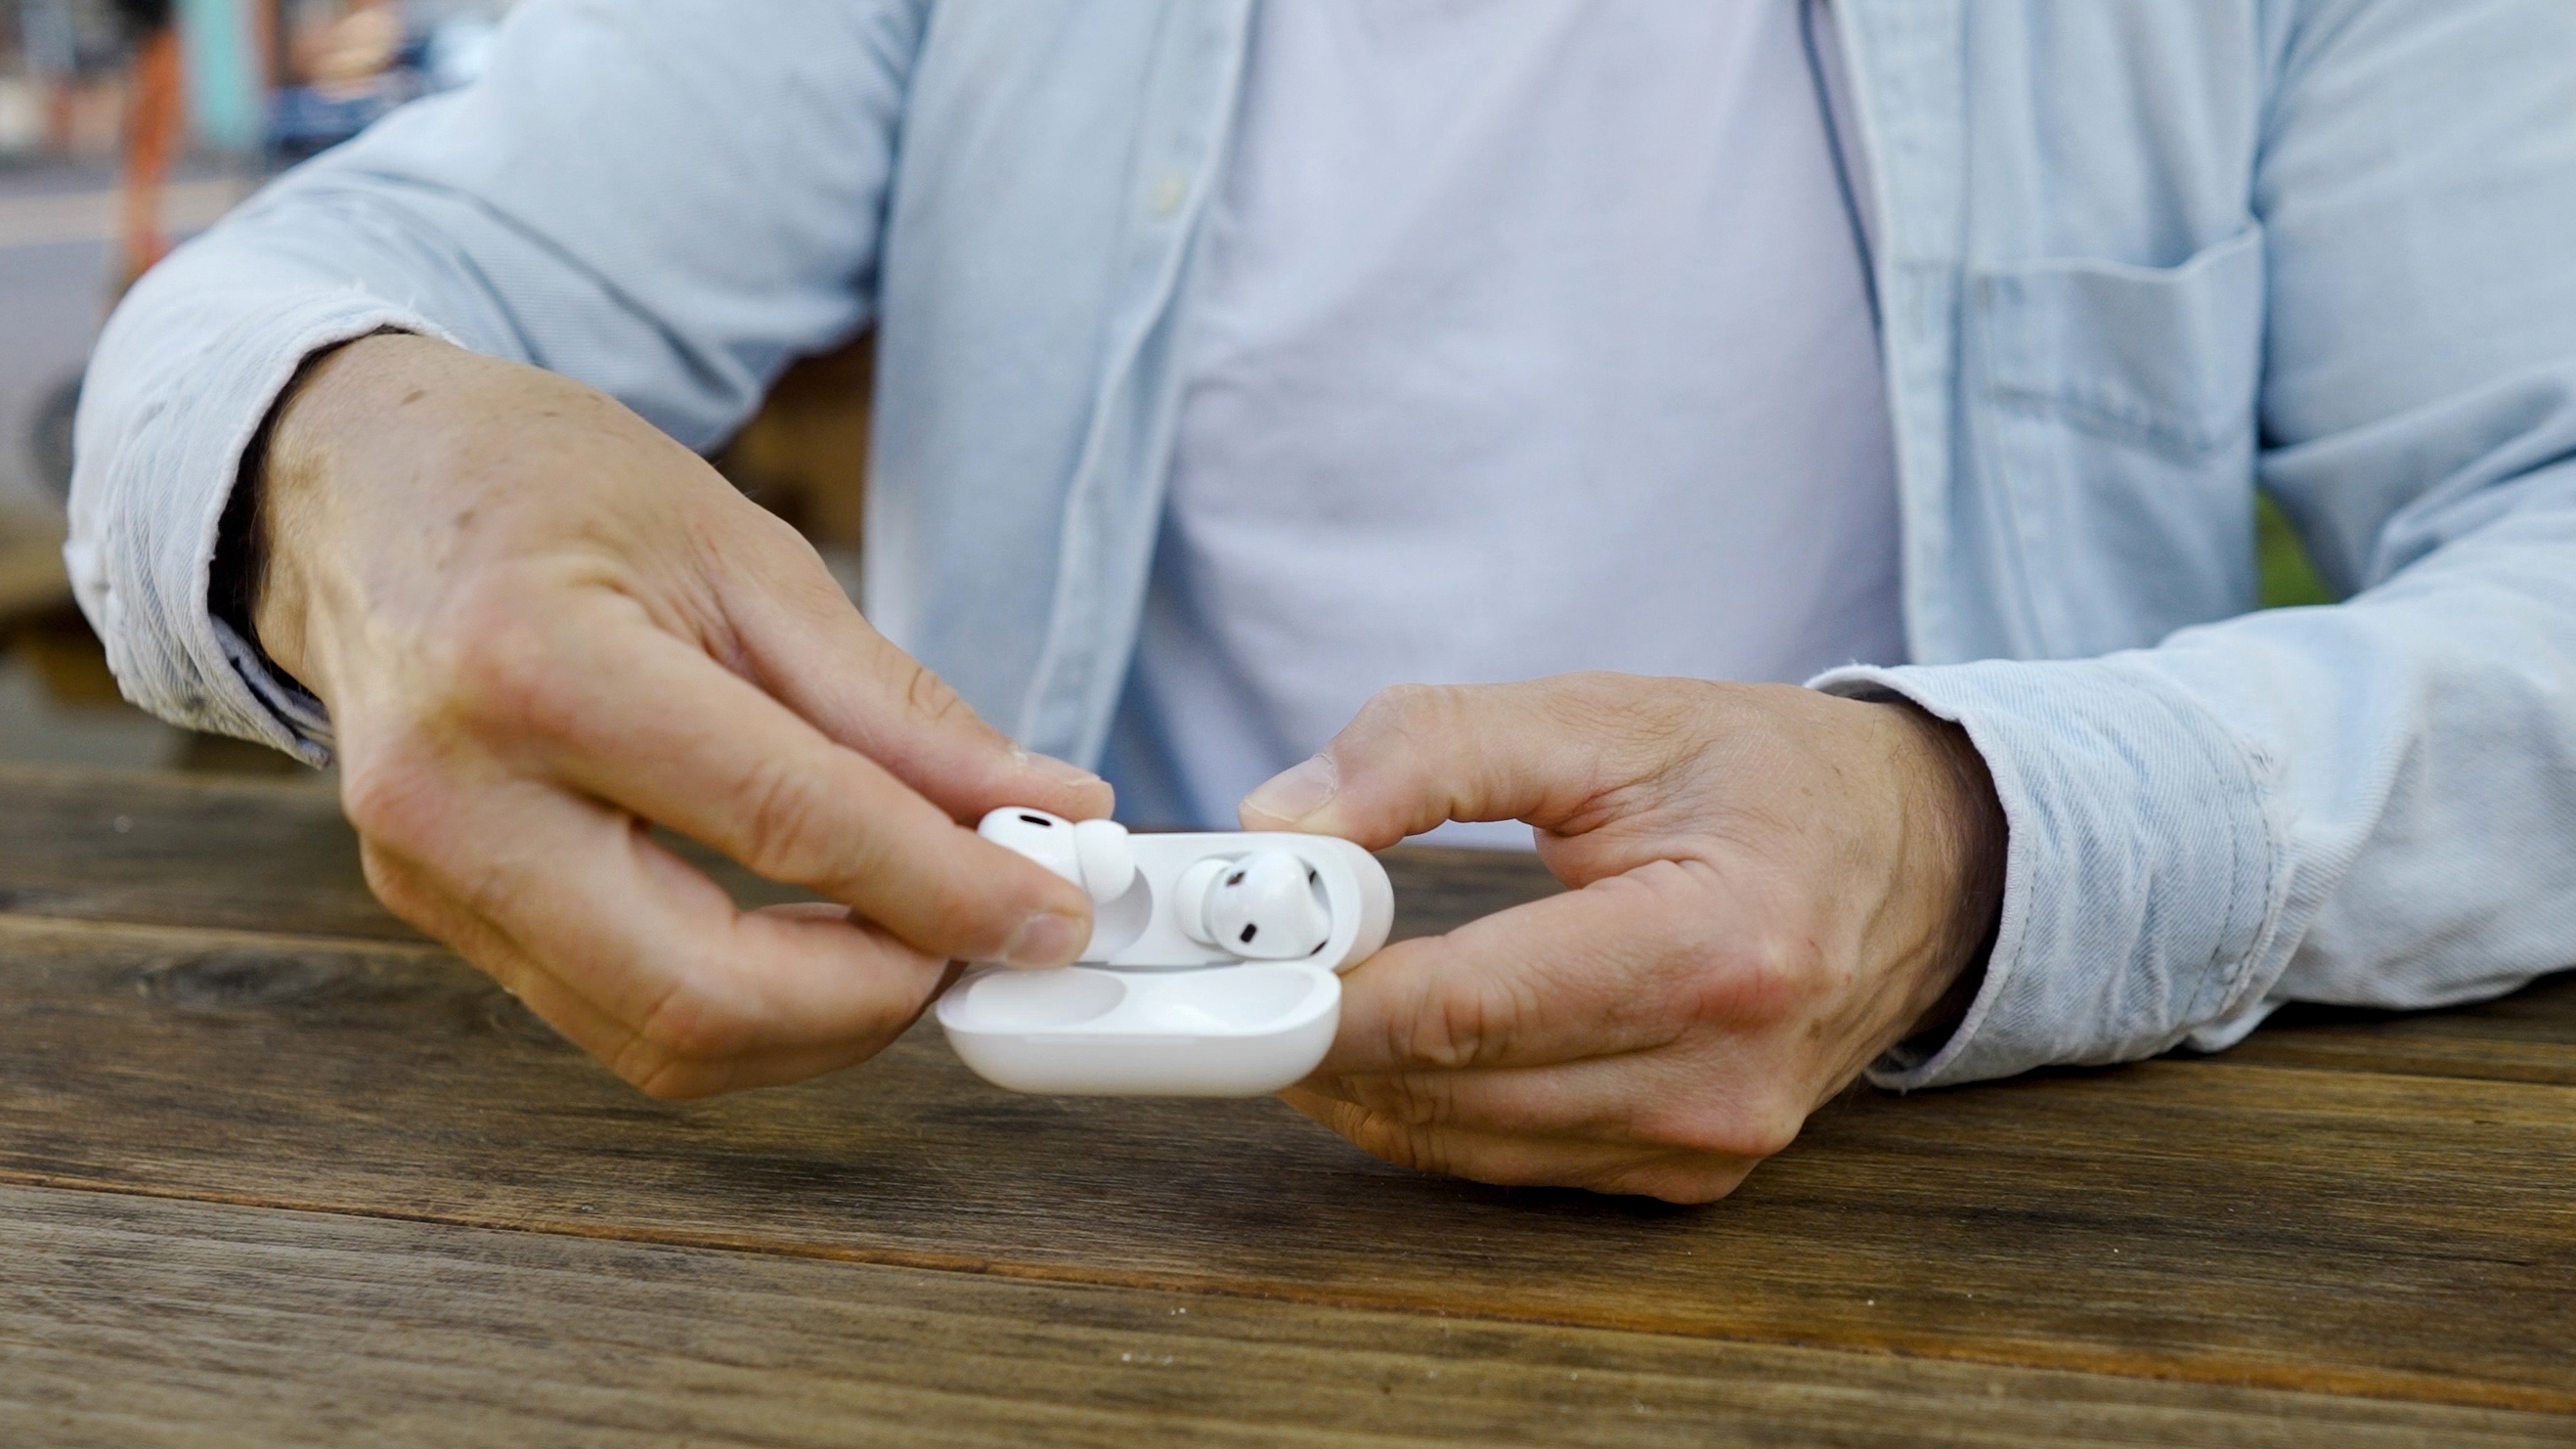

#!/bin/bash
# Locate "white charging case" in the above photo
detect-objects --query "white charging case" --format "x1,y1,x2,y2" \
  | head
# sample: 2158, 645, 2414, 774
936, 832, 1394, 1096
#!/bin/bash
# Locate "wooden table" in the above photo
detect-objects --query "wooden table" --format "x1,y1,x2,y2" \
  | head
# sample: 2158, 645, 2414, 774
1, 766, 2569, 1446
0, 507, 69, 626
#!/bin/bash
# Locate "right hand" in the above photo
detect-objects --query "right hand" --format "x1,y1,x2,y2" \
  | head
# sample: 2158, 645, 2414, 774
251, 333, 1110, 1097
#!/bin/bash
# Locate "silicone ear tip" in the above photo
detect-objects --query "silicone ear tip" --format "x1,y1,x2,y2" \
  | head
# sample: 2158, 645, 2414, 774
1071, 818, 1135, 901
1174, 856, 1228, 946
1192, 849, 1335, 961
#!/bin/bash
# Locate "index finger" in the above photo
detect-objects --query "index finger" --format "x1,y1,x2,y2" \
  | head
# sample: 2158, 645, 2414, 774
510, 615, 1097, 968
1322, 858, 1725, 1076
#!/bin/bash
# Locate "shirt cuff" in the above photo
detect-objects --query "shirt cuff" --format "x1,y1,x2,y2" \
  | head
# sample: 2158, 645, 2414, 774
1808, 657, 2287, 1090
68, 286, 458, 766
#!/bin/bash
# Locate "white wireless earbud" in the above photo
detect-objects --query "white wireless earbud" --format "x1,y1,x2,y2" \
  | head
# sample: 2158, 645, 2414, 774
1176, 850, 1334, 960
977, 807, 1135, 902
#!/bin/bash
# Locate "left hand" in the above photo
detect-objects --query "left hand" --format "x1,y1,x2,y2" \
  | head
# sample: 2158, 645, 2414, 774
1240, 674, 2006, 1204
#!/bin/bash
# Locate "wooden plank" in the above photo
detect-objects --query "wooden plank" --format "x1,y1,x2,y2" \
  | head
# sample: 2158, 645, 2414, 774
0, 765, 1557, 944
11, 762, 2570, 1082
9, 1187, 2557, 1449
0, 765, 806, 942
0, 507, 69, 624
0, 768, 416, 942
2193, 977, 2576, 1087
0, 915, 2569, 1413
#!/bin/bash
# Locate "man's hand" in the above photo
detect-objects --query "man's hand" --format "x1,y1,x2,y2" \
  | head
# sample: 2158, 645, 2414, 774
1241, 674, 2005, 1204
252, 334, 1111, 1097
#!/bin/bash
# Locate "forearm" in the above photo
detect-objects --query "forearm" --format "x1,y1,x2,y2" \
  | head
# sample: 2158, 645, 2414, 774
2135, 466, 2576, 1019
1823, 459, 2576, 1087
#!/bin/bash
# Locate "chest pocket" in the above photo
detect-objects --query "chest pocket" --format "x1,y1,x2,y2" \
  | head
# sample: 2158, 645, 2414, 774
1964, 223, 2268, 657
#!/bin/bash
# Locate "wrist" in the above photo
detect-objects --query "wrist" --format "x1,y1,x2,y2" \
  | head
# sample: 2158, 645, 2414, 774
245, 331, 435, 696
1883, 702, 2008, 1045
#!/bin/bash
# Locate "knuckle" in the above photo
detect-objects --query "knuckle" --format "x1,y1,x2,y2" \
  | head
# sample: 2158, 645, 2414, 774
1349, 1072, 1452, 1128
732, 756, 851, 886
442, 608, 565, 734
1747, 928, 1827, 989
355, 840, 437, 930
1681, 920, 1826, 1031
901, 660, 971, 727
628, 978, 759, 1071
1636, 1099, 1803, 1162
742, 498, 818, 555
623, 1054, 712, 1101
338, 743, 447, 853
1400, 974, 1537, 1071
1738, 1106, 1805, 1162
1347, 1112, 1452, 1178
1353, 681, 1456, 743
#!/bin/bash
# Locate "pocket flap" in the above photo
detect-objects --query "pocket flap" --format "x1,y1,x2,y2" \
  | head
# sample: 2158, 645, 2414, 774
1975, 224, 2267, 456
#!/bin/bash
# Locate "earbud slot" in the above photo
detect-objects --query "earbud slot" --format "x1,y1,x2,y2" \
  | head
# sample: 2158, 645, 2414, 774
949, 968, 1126, 1032
1130, 964, 1330, 1032
1083, 872, 1154, 960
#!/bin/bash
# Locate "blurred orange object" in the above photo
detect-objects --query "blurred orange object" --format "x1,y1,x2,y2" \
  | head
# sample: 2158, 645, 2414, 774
117, 22, 186, 288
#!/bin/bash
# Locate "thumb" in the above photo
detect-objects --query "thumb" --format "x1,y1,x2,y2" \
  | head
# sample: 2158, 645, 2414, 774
1241, 678, 1637, 849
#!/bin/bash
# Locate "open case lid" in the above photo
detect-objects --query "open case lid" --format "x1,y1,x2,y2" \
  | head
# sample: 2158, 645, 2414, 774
935, 832, 1395, 1096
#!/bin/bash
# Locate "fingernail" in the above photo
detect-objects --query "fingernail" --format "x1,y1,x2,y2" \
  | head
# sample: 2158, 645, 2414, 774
1017, 750, 1104, 788
1243, 754, 1338, 825
1000, 909, 1088, 969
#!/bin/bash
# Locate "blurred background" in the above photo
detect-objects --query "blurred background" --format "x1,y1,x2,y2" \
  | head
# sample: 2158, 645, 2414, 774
0, 2, 2327, 781
0, 0, 872, 778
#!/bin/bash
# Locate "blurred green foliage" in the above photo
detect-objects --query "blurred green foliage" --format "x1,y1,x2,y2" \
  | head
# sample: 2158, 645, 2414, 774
2257, 493, 2336, 609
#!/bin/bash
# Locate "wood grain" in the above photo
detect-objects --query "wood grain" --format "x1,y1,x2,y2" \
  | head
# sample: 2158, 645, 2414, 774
7, 1186, 2562, 1449
0, 507, 68, 624
2, 914, 2570, 1414
8, 764, 2567, 1079
2196, 977, 2576, 1087
0, 766, 1556, 945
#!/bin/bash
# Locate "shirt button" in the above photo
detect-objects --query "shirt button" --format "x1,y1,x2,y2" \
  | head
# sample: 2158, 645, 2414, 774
1151, 170, 1188, 217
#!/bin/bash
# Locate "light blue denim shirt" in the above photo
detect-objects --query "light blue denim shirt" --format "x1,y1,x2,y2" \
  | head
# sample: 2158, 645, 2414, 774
67, 0, 2576, 1090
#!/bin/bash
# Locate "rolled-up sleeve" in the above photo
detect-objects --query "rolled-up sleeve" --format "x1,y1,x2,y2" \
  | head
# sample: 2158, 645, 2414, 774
68, 0, 926, 758
1812, 655, 2287, 1087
